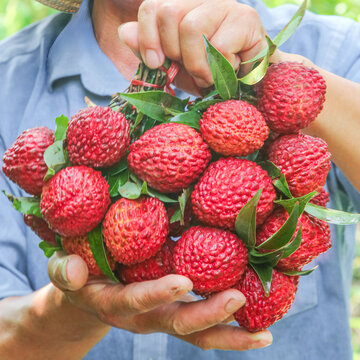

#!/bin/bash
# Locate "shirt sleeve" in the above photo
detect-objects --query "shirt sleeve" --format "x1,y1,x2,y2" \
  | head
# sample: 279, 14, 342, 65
0, 136, 33, 300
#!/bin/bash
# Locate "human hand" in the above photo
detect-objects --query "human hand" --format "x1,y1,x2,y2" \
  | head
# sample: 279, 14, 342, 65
118, 0, 268, 93
48, 251, 273, 351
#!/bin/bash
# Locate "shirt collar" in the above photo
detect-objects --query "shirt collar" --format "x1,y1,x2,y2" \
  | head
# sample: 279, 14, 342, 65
47, 0, 127, 96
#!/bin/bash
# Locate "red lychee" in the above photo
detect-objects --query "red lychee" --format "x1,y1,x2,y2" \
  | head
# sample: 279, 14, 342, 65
128, 123, 211, 194
256, 62, 326, 134
40, 166, 110, 237
191, 158, 276, 229
174, 226, 248, 295
200, 100, 269, 156
24, 214, 56, 245
2, 127, 54, 196
310, 188, 330, 207
66, 106, 130, 168
102, 197, 169, 265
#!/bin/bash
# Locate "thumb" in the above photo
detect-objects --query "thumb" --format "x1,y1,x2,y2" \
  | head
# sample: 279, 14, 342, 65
118, 21, 141, 59
48, 251, 89, 291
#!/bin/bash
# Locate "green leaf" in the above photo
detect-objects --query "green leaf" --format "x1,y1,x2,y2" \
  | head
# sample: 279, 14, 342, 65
305, 203, 360, 225
118, 181, 141, 199
203, 36, 238, 100
274, 175, 293, 198
256, 204, 300, 250
54, 115, 69, 141
281, 265, 318, 277
103, 158, 128, 177
249, 250, 284, 266
261, 161, 282, 179
141, 182, 178, 203
107, 169, 130, 197
275, 191, 317, 215
131, 112, 144, 134
170, 208, 182, 224
239, 36, 276, 85
87, 226, 119, 282
189, 99, 222, 112
43, 140, 67, 181
235, 189, 262, 248
250, 263, 273, 297
273, 0, 308, 47
119, 91, 186, 122
39, 241, 62, 258
178, 186, 194, 226
3, 191, 41, 217
261, 161, 293, 198
168, 111, 201, 130
281, 226, 302, 259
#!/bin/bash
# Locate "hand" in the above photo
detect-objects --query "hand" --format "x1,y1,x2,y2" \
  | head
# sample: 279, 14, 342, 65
118, 0, 267, 93
48, 251, 273, 351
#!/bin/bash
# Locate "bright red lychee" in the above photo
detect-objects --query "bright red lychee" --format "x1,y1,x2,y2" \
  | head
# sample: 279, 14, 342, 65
24, 214, 56, 245
174, 226, 248, 295
234, 267, 297, 332
66, 106, 130, 168
199, 100, 269, 156
2, 127, 54, 196
62, 235, 116, 276
119, 239, 175, 284
128, 123, 211, 193
268, 133, 331, 197
310, 188, 330, 207
102, 197, 169, 265
256, 207, 331, 271
191, 158, 276, 229
256, 62, 326, 134
40, 166, 110, 237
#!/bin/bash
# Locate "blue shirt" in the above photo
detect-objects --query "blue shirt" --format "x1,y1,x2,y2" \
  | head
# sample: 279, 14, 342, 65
1, 0, 360, 359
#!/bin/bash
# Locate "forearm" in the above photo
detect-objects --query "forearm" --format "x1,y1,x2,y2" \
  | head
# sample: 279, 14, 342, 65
277, 51, 360, 192
0, 284, 110, 360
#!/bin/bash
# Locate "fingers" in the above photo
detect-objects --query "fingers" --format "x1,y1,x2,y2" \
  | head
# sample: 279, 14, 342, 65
177, 324, 273, 351
48, 251, 88, 291
135, 289, 245, 335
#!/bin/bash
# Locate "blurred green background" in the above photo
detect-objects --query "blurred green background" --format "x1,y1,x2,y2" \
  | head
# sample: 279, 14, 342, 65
0, 0, 360, 358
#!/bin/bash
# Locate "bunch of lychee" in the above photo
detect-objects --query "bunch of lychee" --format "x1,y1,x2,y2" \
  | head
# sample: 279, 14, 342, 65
2, 61, 333, 333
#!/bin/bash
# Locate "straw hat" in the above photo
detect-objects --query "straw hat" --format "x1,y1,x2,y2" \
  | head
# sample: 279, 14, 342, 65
36, 0, 82, 13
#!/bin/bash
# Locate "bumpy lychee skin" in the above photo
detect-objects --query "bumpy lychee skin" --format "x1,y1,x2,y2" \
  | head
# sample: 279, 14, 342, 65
2, 127, 54, 196
234, 267, 297, 332
40, 166, 111, 237
192, 158, 276, 229
174, 226, 248, 295
66, 106, 130, 168
24, 214, 56, 245
256, 208, 331, 271
200, 100, 269, 156
310, 188, 330, 207
102, 197, 169, 265
268, 133, 331, 197
256, 62, 326, 134
128, 123, 211, 193
62, 235, 116, 276
119, 239, 175, 284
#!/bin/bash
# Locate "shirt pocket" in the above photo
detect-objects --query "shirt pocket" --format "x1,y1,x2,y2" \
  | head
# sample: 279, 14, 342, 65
283, 272, 318, 319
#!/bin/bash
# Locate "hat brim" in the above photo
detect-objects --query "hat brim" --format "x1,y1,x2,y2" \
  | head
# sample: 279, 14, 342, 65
35, 0, 82, 13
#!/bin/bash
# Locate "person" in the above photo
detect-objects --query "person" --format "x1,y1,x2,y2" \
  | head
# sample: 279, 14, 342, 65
0, 0, 360, 358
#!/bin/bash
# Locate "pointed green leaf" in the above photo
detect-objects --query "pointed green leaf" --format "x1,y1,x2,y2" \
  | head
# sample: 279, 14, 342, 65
203, 36, 238, 100
107, 169, 129, 197
87, 226, 119, 282
305, 203, 360, 225
189, 99, 223, 112
250, 263, 273, 297
54, 115, 69, 141
103, 158, 128, 177
178, 186, 194, 226
249, 250, 284, 265
261, 161, 282, 179
168, 111, 201, 130
170, 208, 182, 224
239, 36, 276, 85
43, 140, 68, 181
118, 181, 141, 199
275, 191, 317, 215
235, 189, 262, 248
3, 191, 41, 217
119, 91, 185, 122
281, 226, 302, 259
274, 175, 293, 198
39, 241, 62, 258
273, 0, 308, 47
130, 112, 145, 134
145, 186, 178, 203
281, 265, 318, 277
256, 204, 300, 250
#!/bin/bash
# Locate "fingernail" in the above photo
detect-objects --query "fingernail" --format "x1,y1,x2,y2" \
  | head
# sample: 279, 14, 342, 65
193, 76, 211, 89
170, 285, 191, 297
251, 332, 273, 347
225, 295, 246, 313
60, 258, 70, 285
118, 25, 124, 42
145, 49, 161, 69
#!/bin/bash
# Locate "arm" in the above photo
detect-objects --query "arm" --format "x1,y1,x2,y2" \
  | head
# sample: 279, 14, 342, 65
0, 252, 271, 359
